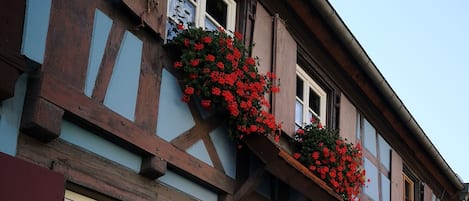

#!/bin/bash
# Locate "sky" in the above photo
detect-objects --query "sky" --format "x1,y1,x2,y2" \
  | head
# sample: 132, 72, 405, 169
328, 0, 469, 182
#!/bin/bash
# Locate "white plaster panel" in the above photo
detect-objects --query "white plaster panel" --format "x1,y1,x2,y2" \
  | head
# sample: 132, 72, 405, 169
0, 74, 28, 156
104, 31, 142, 121
60, 120, 142, 172
84, 9, 113, 97
156, 69, 195, 141
21, 0, 52, 64
158, 171, 218, 201
209, 125, 236, 178
186, 140, 213, 166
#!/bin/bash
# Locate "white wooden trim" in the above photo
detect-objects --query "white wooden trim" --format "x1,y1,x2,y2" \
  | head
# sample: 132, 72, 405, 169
296, 65, 327, 126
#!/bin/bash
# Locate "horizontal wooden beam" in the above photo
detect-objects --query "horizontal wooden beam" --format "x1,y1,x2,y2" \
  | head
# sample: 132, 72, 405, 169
16, 134, 199, 201
38, 73, 236, 194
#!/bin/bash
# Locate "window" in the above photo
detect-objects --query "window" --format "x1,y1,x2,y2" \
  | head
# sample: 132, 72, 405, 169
431, 193, 440, 201
357, 114, 392, 201
295, 65, 327, 128
166, 0, 236, 39
65, 190, 97, 201
404, 174, 414, 201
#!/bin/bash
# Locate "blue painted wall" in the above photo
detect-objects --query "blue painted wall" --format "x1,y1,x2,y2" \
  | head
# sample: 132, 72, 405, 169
210, 125, 236, 178
156, 69, 195, 141
186, 140, 213, 166
0, 74, 28, 156
158, 171, 218, 201
103, 31, 142, 121
60, 120, 142, 172
84, 9, 113, 97
21, 0, 52, 64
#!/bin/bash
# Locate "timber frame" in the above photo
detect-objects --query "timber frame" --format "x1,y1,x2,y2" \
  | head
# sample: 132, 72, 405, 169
1, 0, 463, 200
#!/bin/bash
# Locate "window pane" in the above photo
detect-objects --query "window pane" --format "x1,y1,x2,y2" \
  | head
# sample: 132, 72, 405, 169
168, 0, 195, 24
378, 135, 391, 170
295, 100, 303, 126
307, 110, 313, 123
205, 18, 217, 30
356, 114, 361, 140
381, 173, 391, 201
296, 75, 303, 100
363, 118, 377, 157
206, 0, 227, 28
308, 87, 320, 116
364, 158, 379, 201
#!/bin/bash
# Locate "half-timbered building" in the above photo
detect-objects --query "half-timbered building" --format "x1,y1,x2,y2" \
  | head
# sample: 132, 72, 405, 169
0, 0, 464, 200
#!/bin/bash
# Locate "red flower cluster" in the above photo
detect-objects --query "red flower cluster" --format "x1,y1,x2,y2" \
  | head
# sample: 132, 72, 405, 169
169, 24, 281, 145
293, 117, 366, 200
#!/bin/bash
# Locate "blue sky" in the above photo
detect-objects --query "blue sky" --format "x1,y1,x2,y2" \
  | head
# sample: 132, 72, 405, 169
328, 0, 469, 182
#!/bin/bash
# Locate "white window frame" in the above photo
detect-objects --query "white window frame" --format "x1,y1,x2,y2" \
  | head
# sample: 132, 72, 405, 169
167, 0, 236, 33
295, 65, 327, 127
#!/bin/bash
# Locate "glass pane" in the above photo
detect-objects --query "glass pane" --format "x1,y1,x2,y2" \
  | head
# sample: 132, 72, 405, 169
308, 87, 320, 116
205, 17, 217, 31
378, 135, 391, 170
206, 0, 227, 28
356, 114, 361, 140
363, 158, 379, 201
307, 110, 313, 123
296, 75, 303, 100
168, 0, 195, 24
363, 118, 377, 157
295, 100, 303, 126
381, 173, 391, 201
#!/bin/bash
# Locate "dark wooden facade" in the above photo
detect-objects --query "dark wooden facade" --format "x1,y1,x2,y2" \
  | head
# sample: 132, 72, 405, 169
0, 0, 464, 201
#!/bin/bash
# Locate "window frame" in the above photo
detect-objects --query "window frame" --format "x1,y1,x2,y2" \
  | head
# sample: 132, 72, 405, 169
166, 0, 237, 39
357, 114, 392, 201
295, 65, 327, 127
404, 174, 414, 201
65, 190, 97, 201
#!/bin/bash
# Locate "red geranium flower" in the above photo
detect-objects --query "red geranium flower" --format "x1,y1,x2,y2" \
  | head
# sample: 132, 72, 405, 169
173, 61, 183, 69
184, 86, 194, 95
194, 43, 204, 51
190, 59, 199, 67
205, 54, 215, 62
202, 36, 212, 43
201, 99, 211, 109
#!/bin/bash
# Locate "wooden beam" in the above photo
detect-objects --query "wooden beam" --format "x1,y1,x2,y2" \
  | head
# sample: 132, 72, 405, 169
37, 74, 236, 194
171, 108, 224, 150
232, 167, 266, 201
21, 74, 64, 142
0, 0, 27, 101
121, 0, 167, 37
134, 36, 161, 134
16, 134, 199, 201
0, 61, 22, 101
140, 155, 167, 179
43, 0, 94, 91
91, 22, 125, 103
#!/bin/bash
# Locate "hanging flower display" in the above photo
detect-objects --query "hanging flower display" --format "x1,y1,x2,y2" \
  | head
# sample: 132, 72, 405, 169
168, 24, 281, 145
293, 117, 367, 200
